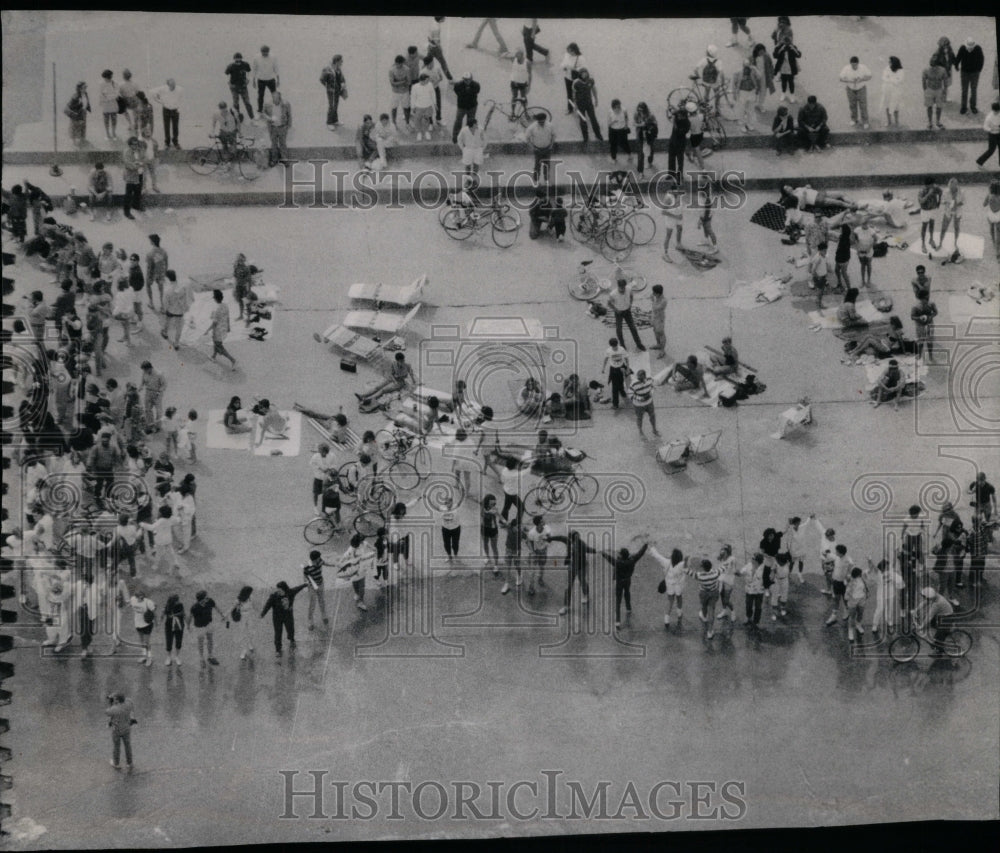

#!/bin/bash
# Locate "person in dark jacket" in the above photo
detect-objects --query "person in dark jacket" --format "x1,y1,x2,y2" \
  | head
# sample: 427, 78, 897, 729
667, 102, 692, 185
451, 72, 480, 144
772, 105, 796, 154
549, 530, 597, 616
954, 37, 985, 115
797, 95, 829, 151
772, 34, 801, 103
601, 541, 649, 627
225, 52, 254, 119
571, 68, 602, 142
260, 580, 306, 657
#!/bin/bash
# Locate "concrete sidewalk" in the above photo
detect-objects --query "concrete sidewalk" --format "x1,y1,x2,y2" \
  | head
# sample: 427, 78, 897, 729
8, 139, 995, 209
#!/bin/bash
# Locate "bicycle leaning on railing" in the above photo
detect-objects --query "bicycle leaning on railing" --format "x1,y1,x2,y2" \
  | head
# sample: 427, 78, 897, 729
188, 134, 267, 181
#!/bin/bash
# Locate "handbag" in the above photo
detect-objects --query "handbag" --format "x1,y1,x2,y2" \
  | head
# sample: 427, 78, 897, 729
657, 579, 667, 594
143, 606, 155, 624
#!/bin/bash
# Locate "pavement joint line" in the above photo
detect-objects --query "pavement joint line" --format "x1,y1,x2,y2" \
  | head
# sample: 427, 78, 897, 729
319, 581, 344, 687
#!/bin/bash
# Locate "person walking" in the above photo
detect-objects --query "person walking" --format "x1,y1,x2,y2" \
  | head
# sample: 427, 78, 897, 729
560, 43, 585, 112
880, 57, 905, 127
320, 55, 346, 129
667, 102, 693, 185
451, 72, 481, 144
467, 18, 510, 55
922, 57, 948, 130
824, 544, 855, 627
121, 137, 145, 220
726, 17, 752, 48
633, 102, 658, 177
975, 103, 1000, 169
602, 540, 648, 628
105, 692, 136, 772
650, 545, 688, 629
252, 45, 279, 114
628, 369, 660, 438
145, 234, 168, 310
839, 55, 873, 129
571, 69, 602, 142
608, 277, 646, 351
225, 53, 254, 120
66, 81, 91, 148
737, 552, 766, 628
525, 111, 555, 184
772, 34, 801, 103
160, 271, 191, 350
607, 99, 631, 163
337, 534, 373, 611
128, 587, 156, 665
149, 79, 182, 149
602, 338, 630, 409
139, 360, 166, 428
260, 580, 306, 657
955, 37, 985, 115
521, 18, 549, 63
263, 91, 291, 166
98, 69, 120, 141
162, 592, 185, 666
425, 17, 453, 81
231, 586, 255, 659
735, 58, 761, 132
550, 530, 597, 616
694, 558, 722, 638
869, 558, 904, 640
204, 289, 237, 370
302, 549, 330, 629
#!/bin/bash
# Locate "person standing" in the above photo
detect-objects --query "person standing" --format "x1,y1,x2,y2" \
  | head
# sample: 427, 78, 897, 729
98, 69, 120, 141
303, 550, 330, 629
160, 271, 191, 350
410, 73, 436, 140
602, 337, 630, 409
337, 534, 373, 611
869, 558, 903, 639
650, 545, 688, 629
808, 242, 833, 309
457, 117, 486, 177
389, 55, 412, 130
602, 540, 648, 629
667, 102, 692, 185
560, 43, 585, 112
649, 284, 667, 357
824, 543, 855, 626
66, 81, 91, 147
955, 36, 986, 115
737, 552, 766, 628
451, 72, 480, 144
467, 18, 510, 55
633, 102, 658, 177
480, 494, 501, 574
521, 18, 549, 63
135, 91, 154, 139
717, 544, 737, 620
145, 234, 168, 311
524, 111, 555, 184
149, 79, 182, 149
319, 55, 346, 129
694, 558, 722, 637
939, 177, 965, 249
105, 692, 136, 771
260, 580, 306, 658
772, 34, 801, 103
525, 514, 552, 595
162, 593, 185, 666
225, 52, 254, 120
137, 129, 160, 193
232, 586, 255, 659
880, 57, 905, 127
607, 277, 646, 351
628, 369, 660, 438
118, 69, 139, 134
607, 99, 631, 163
917, 175, 943, 253
969, 472, 997, 521
252, 45, 279, 114
140, 360, 166, 429
263, 91, 292, 166
844, 565, 869, 643
976, 103, 1000, 169
204, 289, 237, 370
128, 587, 156, 665
309, 443, 337, 512
420, 54, 445, 126
550, 530, 596, 616
735, 58, 761, 133
726, 17, 752, 48
437, 495, 462, 561
932, 37, 957, 102
839, 55, 873, 129
922, 58, 948, 130
121, 137, 145, 220
571, 69, 602, 142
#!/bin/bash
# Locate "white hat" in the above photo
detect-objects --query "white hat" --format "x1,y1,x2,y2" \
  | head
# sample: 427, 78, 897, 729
685, 100, 697, 113
707, 45, 718, 58
965, 37, 975, 47
920, 586, 937, 599
462, 71, 472, 80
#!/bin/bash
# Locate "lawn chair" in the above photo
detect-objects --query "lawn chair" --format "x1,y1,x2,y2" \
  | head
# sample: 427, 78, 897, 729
349, 274, 427, 306
688, 430, 723, 464
313, 325, 383, 360
343, 303, 422, 336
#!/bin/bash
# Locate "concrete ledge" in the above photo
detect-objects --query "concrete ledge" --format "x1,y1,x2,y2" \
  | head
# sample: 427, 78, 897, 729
2, 127, 986, 166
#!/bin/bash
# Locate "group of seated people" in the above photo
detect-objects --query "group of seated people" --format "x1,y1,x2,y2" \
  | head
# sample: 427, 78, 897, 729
515, 373, 600, 423
770, 95, 830, 154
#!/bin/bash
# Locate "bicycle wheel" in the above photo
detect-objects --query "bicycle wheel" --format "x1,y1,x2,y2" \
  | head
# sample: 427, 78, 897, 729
715, 88, 739, 122
412, 445, 432, 478
387, 461, 420, 491
375, 428, 402, 463
353, 511, 386, 538
627, 273, 648, 295
570, 207, 607, 243
523, 486, 551, 516
304, 516, 336, 545
543, 479, 575, 513
365, 479, 396, 515
941, 629, 972, 658
704, 115, 727, 152
667, 87, 700, 115
567, 272, 603, 301
889, 634, 920, 663
237, 146, 266, 180
491, 214, 520, 249
442, 208, 474, 240
602, 222, 634, 261
521, 105, 551, 128
624, 211, 656, 246
336, 461, 361, 504
188, 146, 221, 175
570, 473, 599, 506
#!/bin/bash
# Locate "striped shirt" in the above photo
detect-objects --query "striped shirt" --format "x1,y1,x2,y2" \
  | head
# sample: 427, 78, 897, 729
630, 377, 653, 406
303, 561, 324, 588
695, 564, 721, 593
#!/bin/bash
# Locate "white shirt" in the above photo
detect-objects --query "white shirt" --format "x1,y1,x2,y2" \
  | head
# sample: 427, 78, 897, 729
500, 466, 520, 496
527, 524, 552, 553
839, 63, 873, 89
410, 80, 436, 109
793, 186, 819, 207
310, 452, 337, 480
560, 52, 584, 79
605, 346, 627, 368
511, 57, 531, 85
150, 84, 183, 110
457, 125, 484, 150
984, 110, 1000, 134
129, 595, 155, 628
253, 55, 278, 80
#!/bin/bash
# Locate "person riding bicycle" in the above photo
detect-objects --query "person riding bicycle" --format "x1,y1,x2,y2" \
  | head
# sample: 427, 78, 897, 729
691, 45, 727, 100
211, 101, 240, 162
914, 585, 954, 652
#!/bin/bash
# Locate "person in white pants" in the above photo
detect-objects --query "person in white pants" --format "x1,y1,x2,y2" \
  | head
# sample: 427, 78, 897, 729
233, 586, 255, 659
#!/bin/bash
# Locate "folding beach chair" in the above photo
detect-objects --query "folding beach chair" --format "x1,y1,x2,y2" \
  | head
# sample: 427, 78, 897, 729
313, 325, 383, 360
348, 274, 428, 306
343, 303, 422, 336
687, 430, 723, 464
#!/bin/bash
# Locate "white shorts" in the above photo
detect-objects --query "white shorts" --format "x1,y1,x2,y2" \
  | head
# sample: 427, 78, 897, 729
462, 149, 485, 166
665, 576, 685, 596
391, 91, 410, 111
919, 207, 937, 224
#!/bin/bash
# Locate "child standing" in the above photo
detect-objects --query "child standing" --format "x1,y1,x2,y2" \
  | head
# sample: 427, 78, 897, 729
373, 528, 390, 587
161, 407, 180, 457
844, 565, 870, 643
717, 544, 737, 621
337, 533, 373, 611
499, 513, 525, 595
178, 410, 198, 463
770, 552, 791, 619
481, 494, 500, 574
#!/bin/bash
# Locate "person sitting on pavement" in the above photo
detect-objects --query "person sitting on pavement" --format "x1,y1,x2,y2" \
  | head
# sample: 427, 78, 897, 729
848, 315, 916, 362
870, 358, 903, 410
528, 187, 568, 240
664, 354, 710, 395
796, 95, 830, 151
707, 336, 740, 377
355, 352, 416, 409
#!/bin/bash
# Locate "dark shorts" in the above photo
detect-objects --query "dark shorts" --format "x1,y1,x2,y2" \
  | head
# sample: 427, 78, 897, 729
390, 537, 410, 558
832, 580, 847, 598
137, 624, 153, 636
689, 133, 704, 147
212, 339, 228, 355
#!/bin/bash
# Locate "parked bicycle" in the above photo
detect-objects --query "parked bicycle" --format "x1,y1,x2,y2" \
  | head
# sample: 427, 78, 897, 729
523, 451, 599, 515
188, 134, 267, 180
665, 86, 731, 152
567, 257, 647, 301
481, 98, 552, 134
440, 194, 521, 248
569, 202, 635, 261
375, 427, 433, 478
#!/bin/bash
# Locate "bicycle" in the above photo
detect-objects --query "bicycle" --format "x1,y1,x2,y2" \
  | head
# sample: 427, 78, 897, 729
569, 203, 635, 261
375, 427, 433, 478
671, 77, 739, 122
440, 195, 521, 248
523, 457, 599, 515
567, 257, 647, 301
889, 618, 973, 663
481, 98, 552, 134
334, 461, 396, 511
188, 134, 267, 181
303, 512, 345, 546
666, 87, 731, 152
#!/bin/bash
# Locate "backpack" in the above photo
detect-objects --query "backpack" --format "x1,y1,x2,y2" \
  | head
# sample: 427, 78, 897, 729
702, 60, 720, 86
230, 604, 242, 622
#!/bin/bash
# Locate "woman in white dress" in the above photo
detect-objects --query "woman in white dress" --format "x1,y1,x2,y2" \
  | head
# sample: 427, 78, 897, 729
869, 557, 904, 638
649, 545, 688, 629
232, 585, 255, 659
879, 56, 904, 127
